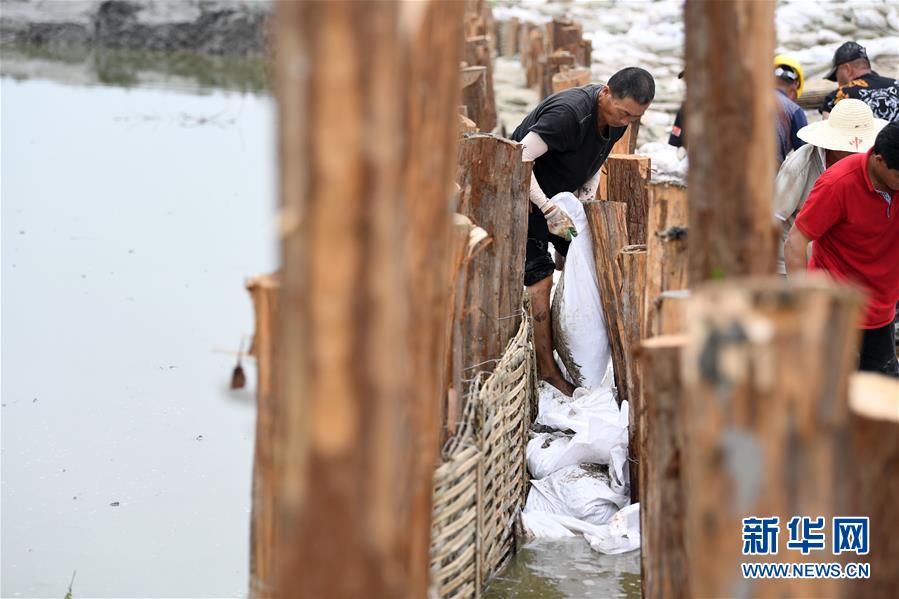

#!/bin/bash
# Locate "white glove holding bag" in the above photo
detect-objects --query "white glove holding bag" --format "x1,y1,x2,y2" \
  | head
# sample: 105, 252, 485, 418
540, 192, 578, 241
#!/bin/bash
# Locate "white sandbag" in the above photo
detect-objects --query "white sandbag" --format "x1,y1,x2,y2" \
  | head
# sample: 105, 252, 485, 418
530, 384, 630, 478
535, 382, 621, 435
525, 464, 630, 526
549, 193, 612, 390
521, 510, 578, 539
608, 439, 630, 496
527, 431, 606, 479
584, 503, 641, 555
636, 141, 687, 184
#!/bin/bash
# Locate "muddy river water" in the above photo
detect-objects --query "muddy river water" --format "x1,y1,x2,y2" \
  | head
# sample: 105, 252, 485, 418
1, 51, 276, 597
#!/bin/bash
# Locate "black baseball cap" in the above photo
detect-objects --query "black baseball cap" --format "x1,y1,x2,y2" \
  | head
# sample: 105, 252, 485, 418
824, 42, 868, 81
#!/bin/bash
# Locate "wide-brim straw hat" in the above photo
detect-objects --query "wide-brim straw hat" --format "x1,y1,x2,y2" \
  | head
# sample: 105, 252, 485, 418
798, 98, 888, 153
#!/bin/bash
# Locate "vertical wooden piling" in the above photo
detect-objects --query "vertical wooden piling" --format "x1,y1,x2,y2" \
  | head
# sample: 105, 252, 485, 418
653, 289, 690, 336
269, 1, 464, 597
584, 200, 630, 405
456, 134, 530, 397
845, 373, 899, 598
643, 182, 688, 338
539, 51, 575, 99
610, 122, 641, 155
464, 35, 497, 132
681, 277, 862, 598
521, 24, 544, 89
501, 17, 519, 57
605, 154, 651, 245
460, 66, 489, 133
684, 0, 778, 282
246, 274, 281, 598
639, 335, 689, 599
551, 66, 591, 93
618, 244, 647, 499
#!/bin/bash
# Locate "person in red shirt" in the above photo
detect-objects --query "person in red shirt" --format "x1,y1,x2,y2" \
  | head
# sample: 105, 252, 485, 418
785, 122, 899, 376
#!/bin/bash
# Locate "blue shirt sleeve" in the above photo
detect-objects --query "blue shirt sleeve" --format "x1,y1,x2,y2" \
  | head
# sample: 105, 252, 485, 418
790, 106, 807, 151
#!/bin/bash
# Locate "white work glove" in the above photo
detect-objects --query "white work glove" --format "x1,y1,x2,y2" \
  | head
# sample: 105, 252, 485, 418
539, 191, 578, 241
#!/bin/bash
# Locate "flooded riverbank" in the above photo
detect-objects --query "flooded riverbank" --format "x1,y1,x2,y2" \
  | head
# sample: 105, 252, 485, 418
1, 50, 276, 597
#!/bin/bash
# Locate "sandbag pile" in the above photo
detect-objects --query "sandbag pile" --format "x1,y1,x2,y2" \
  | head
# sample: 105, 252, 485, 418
521, 382, 638, 553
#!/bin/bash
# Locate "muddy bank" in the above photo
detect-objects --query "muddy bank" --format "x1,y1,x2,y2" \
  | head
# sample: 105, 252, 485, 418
0, 0, 271, 55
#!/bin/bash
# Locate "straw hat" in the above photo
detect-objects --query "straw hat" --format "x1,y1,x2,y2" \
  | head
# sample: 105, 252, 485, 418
797, 99, 888, 153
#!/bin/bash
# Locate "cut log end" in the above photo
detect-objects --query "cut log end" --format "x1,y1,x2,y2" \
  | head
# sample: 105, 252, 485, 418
849, 373, 899, 422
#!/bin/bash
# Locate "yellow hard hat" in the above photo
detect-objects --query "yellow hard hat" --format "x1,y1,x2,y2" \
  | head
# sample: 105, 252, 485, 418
774, 54, 804, 98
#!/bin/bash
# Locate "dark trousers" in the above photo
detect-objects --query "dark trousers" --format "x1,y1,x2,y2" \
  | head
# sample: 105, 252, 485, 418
859, 321, 899, 377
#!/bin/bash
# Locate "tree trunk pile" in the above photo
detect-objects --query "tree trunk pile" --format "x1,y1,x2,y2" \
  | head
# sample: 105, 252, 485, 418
638, 334, 689, 599
546, 17, 592, 68
552, 66, 591, 93
845, 373, 899, 598
463, 36, 497, 132
685, 0, 778, 282
680, 277, 862, 598
455, 134, 531, 404
584, 200, 630, 406
265, 2, 465, 597
460, 65, 489, 133
643, 182, 688, 337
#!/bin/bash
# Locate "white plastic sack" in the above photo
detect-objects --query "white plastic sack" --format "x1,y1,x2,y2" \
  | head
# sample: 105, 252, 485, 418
527, 432, 595, 479
584, 503, 642, 555
521, 510, 578, 539
535, 383, 622, 435
524, 464, 629, 526
526, 421, 628, 479
550, 193, 612, 390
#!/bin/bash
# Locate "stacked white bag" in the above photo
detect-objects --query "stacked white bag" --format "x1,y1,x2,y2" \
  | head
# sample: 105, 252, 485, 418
522, 193, 640, 554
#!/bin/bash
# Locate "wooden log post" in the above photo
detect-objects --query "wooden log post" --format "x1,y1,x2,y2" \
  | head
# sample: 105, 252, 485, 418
460, 66, 489, 132
456, 134, 530, 396
605, 154, 651, 245
501, 17, 519, 57
610, 121, 641, 155
270, 1, 464, 597
643, 182, 688, 338
639, 335, 689, 599
551, 66, 591, 94
464, 35, 497, 132
539, 50, 576, 99
546, 17, 591, 67
685, 0, 778, 282
618, 244, 647, 500
246, 273, 281, 597
575, 38, 592, 70
458, 113, 478, 135
654, 289, 690, 336
681, 276, 862, 599
584, 200, 630, 405
443, 215, 490, 444
844, 373, 899, 598
521, 24, 544, 89
597, 129, 642, 200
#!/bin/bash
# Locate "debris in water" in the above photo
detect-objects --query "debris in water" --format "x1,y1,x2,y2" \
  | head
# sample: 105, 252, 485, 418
195, 434, 204, 441
230, 337, 247, 390
64, 570, 76, 599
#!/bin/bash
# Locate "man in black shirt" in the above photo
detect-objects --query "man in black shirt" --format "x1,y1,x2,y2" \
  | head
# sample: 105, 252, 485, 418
511, 67, 655, 396
820, 41, 899, 122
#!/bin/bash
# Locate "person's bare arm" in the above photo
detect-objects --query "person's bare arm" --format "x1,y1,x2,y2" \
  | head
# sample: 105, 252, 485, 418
784, 224, 811, 276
